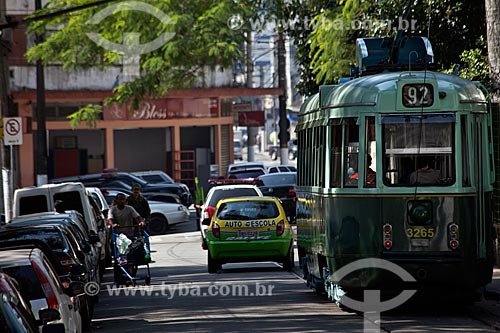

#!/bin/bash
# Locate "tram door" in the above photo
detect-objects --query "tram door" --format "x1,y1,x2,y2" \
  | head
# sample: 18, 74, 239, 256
473, 116, 487, 259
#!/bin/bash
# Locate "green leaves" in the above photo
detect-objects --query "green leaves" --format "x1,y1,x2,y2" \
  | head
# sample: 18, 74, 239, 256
27, 0, 250, 127
67, 104, 103, 128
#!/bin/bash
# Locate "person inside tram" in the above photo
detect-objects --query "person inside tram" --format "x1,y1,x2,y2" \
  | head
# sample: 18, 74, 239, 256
409, 157, 442, 185
347, 167, 358, 185
365, 155, 376, 186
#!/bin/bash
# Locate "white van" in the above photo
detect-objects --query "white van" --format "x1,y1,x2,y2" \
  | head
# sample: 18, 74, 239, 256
13, 182, 106, 265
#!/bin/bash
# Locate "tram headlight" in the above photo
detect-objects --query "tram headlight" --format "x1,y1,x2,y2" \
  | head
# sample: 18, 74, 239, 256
407, 201, 432, 226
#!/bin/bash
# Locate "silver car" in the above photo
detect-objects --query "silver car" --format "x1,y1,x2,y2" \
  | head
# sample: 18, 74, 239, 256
234, 140, 243, 161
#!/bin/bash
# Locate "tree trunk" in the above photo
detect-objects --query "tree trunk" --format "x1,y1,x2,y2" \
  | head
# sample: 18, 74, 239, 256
486, 0, 500, 102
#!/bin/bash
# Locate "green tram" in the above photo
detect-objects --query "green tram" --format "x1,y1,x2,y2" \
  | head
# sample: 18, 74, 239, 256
296, 37, 495, 303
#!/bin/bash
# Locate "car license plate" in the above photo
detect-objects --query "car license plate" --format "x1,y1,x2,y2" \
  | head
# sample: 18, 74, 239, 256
237, 230, 259, 237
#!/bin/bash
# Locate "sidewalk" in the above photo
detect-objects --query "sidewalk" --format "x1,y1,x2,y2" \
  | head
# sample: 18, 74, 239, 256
475, 268, 500, 329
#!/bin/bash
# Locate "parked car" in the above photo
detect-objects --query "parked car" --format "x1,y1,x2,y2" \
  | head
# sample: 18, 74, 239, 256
267, 165, 297, 173
13, 182, 107, 275
199, 184, 263, 249
105, 190, 190, 235
0, 272, 39, 333
1, 215, 100, 330
268, 140, 298, 161
206, 196, 294, 273
0, 246, 83, 333
51, 171, 193, 208
131, 170, 175, 184
233, 140, 243, 161
86, 187, 113, 267
254, 172, 297, 222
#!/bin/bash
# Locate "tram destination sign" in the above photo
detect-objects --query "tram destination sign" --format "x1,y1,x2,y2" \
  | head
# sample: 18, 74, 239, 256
402, 83, 434, 108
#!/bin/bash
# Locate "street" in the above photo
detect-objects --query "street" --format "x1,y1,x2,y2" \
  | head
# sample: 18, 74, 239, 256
92, 213, 500, 333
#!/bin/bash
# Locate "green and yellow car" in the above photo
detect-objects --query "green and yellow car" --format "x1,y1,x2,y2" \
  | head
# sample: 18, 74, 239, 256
206, 196, 294, 273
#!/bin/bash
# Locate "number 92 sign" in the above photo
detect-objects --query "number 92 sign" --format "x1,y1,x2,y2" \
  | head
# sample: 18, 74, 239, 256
402, 83, 434, 108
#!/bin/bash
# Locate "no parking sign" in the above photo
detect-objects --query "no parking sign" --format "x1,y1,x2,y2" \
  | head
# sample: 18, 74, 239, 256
4, 117, 22, 145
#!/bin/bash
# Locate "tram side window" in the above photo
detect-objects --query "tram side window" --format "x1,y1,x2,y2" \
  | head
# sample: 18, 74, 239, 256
330, 121, 342, 188
382, 113, 456, 187
343, 118, 359, 187
365, 117, 376, 187
461, 115, 470, 187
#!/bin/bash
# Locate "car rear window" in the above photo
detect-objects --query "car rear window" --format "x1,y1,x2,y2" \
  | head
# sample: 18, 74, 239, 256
259, 174, 296, 186
0, 230, 67, 252
217, 201, 279, 220
228, 169, 265, 179
2, 265, 46, 301
19, 195, 48, 215
209, 188, 259, 206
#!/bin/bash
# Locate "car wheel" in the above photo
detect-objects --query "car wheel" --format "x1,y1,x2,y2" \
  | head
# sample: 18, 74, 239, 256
288, 150, 296, 160
208, 250, 221, 274
149, 215, 169, 235
271, 150, 278, 161
282, 244, 294, 271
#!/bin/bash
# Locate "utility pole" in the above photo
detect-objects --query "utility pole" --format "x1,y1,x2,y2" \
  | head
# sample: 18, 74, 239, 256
35, 0, 48, 185
246, 32, 256, 162
0, 0, 9, 218
277, 31, 288, 165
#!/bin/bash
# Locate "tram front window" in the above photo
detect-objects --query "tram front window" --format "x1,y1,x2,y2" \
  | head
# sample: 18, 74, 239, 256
382, 113, 455, 186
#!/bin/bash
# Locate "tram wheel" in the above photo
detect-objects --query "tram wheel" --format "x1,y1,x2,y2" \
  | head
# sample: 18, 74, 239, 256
282, 244, 294, 271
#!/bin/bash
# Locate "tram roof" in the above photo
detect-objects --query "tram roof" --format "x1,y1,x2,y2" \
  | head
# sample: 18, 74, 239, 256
299, 71, 486, 116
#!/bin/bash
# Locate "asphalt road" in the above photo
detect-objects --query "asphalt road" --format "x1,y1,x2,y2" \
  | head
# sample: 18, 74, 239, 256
90, 213, 500, 333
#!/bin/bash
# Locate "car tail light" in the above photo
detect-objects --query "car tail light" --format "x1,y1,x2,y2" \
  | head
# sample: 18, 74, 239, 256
203, 206, 216, 220
383, 223, 392, 250
448, 223, 459, 249
212, 222, 220, 238
276, 220, 285, 236
287, 186, 296, 197
31, 260, 58, 310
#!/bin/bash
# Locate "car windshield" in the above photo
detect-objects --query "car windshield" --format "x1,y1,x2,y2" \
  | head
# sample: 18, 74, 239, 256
216, 201, 279, 220
208, 188, 259, 206
258, 174, 296, 186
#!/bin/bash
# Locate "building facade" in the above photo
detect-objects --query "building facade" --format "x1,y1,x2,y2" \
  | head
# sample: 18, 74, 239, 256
7, 1, 282, 191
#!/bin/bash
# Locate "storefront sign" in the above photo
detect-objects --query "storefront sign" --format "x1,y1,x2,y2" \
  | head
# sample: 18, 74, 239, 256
238, 111, 264, 126
104, 97, 219, 120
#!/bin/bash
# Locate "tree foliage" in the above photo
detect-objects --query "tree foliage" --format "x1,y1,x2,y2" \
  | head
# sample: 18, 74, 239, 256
27, 0, 256, 125
305, 0, 487, 94
27, 0, 490, 120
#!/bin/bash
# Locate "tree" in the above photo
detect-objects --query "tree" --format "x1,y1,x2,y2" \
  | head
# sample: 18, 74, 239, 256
27, 0, 256, 125
486, 0, 500, 101
306, 0, 487, 91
